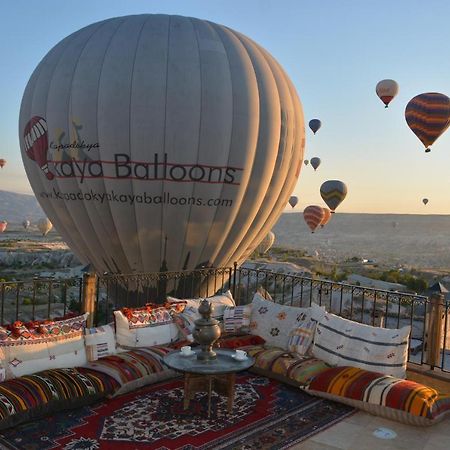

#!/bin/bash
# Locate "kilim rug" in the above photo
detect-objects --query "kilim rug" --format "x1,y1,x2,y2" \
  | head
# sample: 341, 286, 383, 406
0, 373, 354, 450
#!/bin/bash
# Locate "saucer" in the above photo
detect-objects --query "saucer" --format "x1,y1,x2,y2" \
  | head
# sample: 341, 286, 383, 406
180, 351, 195, 357
231, 354, 248, 361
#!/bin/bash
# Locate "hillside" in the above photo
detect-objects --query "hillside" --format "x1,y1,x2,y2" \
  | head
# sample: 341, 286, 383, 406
0, 190, 45, 223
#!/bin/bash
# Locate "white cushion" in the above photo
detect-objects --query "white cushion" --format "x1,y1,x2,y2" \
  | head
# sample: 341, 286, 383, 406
114, 307, 179, 348
312, 310, 411, 378
85, 323, 117, 361
249, 293, 309, 349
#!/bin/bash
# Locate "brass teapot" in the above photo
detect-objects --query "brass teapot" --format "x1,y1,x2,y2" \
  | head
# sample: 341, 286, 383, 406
192, 299, 221, 361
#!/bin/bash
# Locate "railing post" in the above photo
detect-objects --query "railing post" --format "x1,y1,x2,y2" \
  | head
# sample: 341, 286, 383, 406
232, 262, 238, 303
82, 272, 98, 328
426, 293, 444, 369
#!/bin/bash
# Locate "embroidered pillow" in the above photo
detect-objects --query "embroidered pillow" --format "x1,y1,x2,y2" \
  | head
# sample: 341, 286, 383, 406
312, 310, 411, 378
114, 306, 179, 348
85, 323, 117, 361
249, 293, 309, 349
287, 310, 317, 356
223, 305, 252, 334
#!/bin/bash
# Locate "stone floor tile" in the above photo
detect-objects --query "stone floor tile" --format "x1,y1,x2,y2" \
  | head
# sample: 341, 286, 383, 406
309, 421, 363, 449
292, 441, 343, 450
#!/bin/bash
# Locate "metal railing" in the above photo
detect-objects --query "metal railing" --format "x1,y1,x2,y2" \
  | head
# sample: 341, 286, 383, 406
1, 265, 448, 373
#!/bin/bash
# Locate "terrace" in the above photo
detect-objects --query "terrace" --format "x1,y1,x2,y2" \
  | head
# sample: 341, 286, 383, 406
0, 265, 449, 449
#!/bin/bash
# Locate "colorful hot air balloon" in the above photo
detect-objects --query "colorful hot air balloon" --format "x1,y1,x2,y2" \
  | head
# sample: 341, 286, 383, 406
405, 93, 450, 153
304, 160, 309, 166
310, 157, 321, 171
20, 14, 305, 275
22, 220, 31, 230
0, 221, 7, 233
422, 198, 429, 205
303, 206, 325, 233
320, 207, 332, 228
289, 196, 298, 208
38, 218, 53, 236
256, 231, 275, 255
320, 180, 347, 212
375, 79, 399, 108
309, 119, 321, 135
0, 159, 6, 169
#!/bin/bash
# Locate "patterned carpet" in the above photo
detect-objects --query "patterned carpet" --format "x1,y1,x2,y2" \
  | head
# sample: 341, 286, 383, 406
0, 373, 355, 450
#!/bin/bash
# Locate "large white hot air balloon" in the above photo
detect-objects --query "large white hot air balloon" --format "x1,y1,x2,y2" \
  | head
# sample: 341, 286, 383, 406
20, 14, 305, 274
256, 231, 275, 255
38, 218, 53, 236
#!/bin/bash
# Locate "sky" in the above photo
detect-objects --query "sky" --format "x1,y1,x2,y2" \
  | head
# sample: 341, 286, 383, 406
1, 0, 450, 214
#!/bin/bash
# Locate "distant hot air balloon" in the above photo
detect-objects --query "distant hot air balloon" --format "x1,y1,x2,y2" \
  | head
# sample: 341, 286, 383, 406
310, 157, 321, 171
38, 218, 53, 236
22, 220, 31, 230
309, 119, 322, 135
304, 160, 309, 166
20, 14, 305, 275
0, 159, 6, 169
376, 79, 399, 108
320, 180, 347, 212
289, 196, 298, 208
0, 221, 7, 233
422, 198, 429, 205
256, 231, 275, 255
303, 206, 325, 233
321, 207, 332, 228
405, 93, 450, 153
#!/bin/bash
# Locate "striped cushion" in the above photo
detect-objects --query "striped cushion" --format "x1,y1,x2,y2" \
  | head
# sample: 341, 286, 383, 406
82, 346, 177, 396
306, 366, 450, 425
312, 311, 410, 378
223, 305, 252, 333
244, 345, 330, 386
0, 368, 118, 430
287, 310, 317, 356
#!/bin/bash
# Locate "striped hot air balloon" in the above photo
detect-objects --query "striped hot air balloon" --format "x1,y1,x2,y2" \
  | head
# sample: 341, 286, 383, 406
303, 205, 325, 233
320, 180, 347, 212
320, 207, 332, 228
405, 93, 450, 153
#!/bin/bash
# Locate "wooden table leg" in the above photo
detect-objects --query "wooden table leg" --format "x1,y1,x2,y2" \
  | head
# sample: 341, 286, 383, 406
227, 373, 235, 413
207, 375, 212, 418
183, 373, 190, 410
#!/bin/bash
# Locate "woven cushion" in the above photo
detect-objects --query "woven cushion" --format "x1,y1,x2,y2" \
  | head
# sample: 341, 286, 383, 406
223, 304, 252, 334
0, 314, 88, 379
243, 345, 330, 387
215, 334, 265, 349
312, 310, 410, 378
0, 368, 118, 430
306, 366, 450, 426
85, 324, 117, 361
249, 293, 309, 349
287, 309, 317, 356
82, 346, 177, 396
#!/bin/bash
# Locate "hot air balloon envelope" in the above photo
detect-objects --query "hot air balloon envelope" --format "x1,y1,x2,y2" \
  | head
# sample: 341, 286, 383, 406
256, 231, 275, 255
22, 220, 31, 230
405, 93, 450, 152
289, 196, 298, 208
310, 157, 321, 171
20, 14, 305, 275
38, 218, 53, 236
320, 180, 347, 212
304, 206, 325, 233
321, 207, 332, 228
0, 221, 7, 233
376, 79, 399, 108
0, 159, 6, 169
422, 198, 429, 205
304, 160, 309, 166
309, 119, 321, 134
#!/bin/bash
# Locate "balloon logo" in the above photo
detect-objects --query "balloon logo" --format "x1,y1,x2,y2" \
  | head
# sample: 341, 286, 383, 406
304, 160, 309, 166
376, 79, 399, 108
23, 116, 54, 180
289, 196, 298, 208
256, 231, 275, 255
320, 180, 347, 212
422, 198, 429, 205
405, 93, 450, 153
309, 119, 322, 135
0, 221, 7, 233
0, 159, 6, 169
20, 14, 305, 274
321, 207, 332, 228
310, 157, 321, 171
303, 206, 325, 233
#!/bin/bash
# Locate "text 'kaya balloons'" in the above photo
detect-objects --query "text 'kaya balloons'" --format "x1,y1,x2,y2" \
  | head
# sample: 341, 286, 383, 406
405, 93, 450, 153
376, 79, 399, 108
20, 14, 305, 274
320, 180, 347, 212
303, 206, 325, 233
